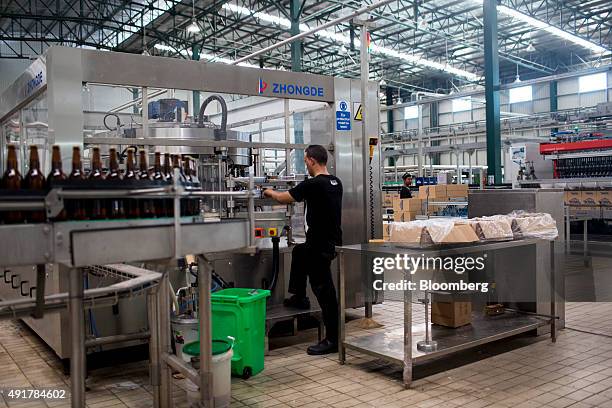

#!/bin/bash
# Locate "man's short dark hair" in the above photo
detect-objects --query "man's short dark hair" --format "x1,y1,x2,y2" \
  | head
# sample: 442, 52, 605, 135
402, 172, 413, 180
305, 145, 328, 165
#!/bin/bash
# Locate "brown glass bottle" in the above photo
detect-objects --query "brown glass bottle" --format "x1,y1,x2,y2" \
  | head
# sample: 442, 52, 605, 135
163, 153, 172, 181
162, 153, 173, 216
68, 146, 87, 220
138, 150, 155, 218
106, 148, 125, 219
47, 145, 67, 220
124, 149, 140, 218
23, 146, 46, 222
1, 144, 23, 224
88, 147, 107, 219
152, 152, 166, 217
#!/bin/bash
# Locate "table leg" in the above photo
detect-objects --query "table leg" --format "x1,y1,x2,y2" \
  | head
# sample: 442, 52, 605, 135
147, 290, 161, 408
550, 241, 556, 343
198, 256, 214, 408
69, 268, 85, 408
338, 252, 346, 365
403, 271, 412, 388
583, 219, 588, 267
158, 272, 172, 407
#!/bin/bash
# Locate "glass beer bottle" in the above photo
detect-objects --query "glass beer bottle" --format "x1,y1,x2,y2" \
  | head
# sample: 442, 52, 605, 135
1, 144, 23, 223
24, 146, 46, 222
88, 147, 107, 219
138, 150, 155, 218
68, 146, 87, 220
47, 145, 67, 220
124, 148, 140, 218
106, 148, 125, 218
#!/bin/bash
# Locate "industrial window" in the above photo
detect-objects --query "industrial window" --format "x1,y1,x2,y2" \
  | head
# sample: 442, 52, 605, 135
509, 85, 533, 103
452, 97, 472, 112
579, 72, 607, 93
404, 105, 419, 119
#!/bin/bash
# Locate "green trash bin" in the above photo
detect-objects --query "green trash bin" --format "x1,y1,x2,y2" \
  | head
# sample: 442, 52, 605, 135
211, 288, 270, 379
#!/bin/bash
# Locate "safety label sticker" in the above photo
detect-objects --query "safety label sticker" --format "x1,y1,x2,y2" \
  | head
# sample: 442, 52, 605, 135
336, 99, 351, 131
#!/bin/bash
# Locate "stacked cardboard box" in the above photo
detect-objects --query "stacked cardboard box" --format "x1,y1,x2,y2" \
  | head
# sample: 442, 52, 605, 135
418, 185, 447, 199
383, 192, 400, 207
392, 197, 423, 222
446, 184, 469, 199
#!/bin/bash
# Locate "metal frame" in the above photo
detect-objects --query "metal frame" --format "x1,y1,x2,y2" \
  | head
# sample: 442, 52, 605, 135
337, 239, 558, 387
1, 0, 609, 92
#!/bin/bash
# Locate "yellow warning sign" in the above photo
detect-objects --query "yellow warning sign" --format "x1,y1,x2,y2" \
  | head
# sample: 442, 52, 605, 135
354, 104, 363, 121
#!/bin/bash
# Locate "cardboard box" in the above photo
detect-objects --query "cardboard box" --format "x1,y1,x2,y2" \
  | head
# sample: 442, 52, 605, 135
383, 222, 391, 240
597, 191, 612, 206
388, 222, 425, 244
582, 191, 598, 206
445, 184, 469, 198
393, 211, 417, 222
434, 223, 480, 244
418, 185, 447, 199
383, 193, 399, 207
431, 301, 472, 328
393, 198, 423, 213
564, 190, 582, 206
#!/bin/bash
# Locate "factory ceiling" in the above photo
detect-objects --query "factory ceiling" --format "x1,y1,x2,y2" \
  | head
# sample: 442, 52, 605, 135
0, 0, 610, 96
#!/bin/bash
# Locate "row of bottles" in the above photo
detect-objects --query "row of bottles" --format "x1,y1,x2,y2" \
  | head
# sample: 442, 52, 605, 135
555, 156, 612, 179
1, 144, 200, 224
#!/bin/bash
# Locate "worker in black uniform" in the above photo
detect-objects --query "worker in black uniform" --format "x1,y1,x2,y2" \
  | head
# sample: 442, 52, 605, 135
400, 172, 413, 198
263, 145, 342, 355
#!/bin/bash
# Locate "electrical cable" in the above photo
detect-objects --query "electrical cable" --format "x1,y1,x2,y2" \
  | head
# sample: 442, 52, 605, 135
197, 95, 228, 138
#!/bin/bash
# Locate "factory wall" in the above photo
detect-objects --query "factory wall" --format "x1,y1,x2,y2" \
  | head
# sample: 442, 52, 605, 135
382, 70, 611, 169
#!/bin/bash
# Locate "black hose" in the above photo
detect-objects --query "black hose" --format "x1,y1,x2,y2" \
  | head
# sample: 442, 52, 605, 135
267, 236, 280, 292
197, 94, 227, 138
103, 113, 122, 132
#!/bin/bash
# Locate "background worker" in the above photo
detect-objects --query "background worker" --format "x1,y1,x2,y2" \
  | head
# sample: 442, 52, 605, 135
400, 172, 413, 198
263, 145, 342, 355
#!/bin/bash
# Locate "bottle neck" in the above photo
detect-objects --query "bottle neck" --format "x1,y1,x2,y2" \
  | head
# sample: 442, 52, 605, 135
126, 152, 135, 171
5, 146, 18, 171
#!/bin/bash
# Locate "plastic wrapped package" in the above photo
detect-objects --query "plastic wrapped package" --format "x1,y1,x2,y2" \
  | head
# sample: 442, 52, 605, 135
508, 211, 558, 240
388, 219, 478, 245
468, 215, 514, 241
389, 221, 430, 245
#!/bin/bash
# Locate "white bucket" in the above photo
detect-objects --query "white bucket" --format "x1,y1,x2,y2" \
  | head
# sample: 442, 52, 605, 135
185, 344, 233, 408
171, 316, 199, 362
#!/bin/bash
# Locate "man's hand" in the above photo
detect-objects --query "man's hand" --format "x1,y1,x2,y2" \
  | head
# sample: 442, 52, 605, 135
263, 188, 295, 204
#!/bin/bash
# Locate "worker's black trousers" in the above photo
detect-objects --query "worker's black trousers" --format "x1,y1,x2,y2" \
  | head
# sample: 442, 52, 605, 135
288, 243, 339, 344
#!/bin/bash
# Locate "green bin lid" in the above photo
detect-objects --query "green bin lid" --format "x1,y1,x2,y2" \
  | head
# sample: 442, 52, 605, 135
183, 339, 232, 357
211, 288, 271, 304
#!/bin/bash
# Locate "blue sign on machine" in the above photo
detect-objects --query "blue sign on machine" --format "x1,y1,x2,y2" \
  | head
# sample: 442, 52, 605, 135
336, 99, 351, 131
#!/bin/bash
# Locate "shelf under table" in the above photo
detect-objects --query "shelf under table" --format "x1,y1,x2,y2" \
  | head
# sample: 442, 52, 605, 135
344, 311, 549, 365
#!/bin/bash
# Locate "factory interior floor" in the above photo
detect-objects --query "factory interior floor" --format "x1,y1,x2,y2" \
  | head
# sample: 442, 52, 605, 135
1, 250, 612, 408
1, 301, 612, 408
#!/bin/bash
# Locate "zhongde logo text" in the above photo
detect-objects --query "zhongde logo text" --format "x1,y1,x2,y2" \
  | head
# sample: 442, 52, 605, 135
257, 78, 324, 97
26, 71, 44, 96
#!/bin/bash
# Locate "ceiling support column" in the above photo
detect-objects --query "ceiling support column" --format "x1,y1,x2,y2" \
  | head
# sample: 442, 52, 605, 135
484, 0, 502, 184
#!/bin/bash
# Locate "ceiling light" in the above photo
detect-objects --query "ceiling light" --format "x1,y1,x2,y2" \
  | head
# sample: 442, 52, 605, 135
187, 20, 200, 33
472, 0, 608, 54
526, 43, 536, 52
187, 0, 200, 33
221, 3, 479, 81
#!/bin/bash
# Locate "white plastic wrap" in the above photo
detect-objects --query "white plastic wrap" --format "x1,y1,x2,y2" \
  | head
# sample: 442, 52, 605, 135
388, 220, 429, 245
468, 215, 514, 241
423, 219, 458, 244
508, 211, 558, 240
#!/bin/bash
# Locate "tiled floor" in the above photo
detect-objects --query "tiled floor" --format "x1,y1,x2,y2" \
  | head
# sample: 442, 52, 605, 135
1, 302, 612, 407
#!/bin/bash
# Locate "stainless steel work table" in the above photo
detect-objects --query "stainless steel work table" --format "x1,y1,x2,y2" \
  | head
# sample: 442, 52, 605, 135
336, 239, 558, 387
